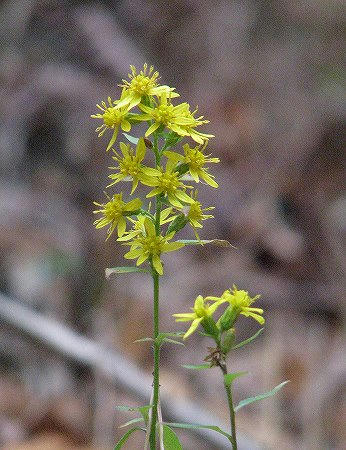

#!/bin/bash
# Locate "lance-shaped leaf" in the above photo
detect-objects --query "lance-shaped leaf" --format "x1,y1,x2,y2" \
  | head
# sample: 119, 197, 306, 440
122, 133, 139, 144
164, 422, 234, 445
162, 425, 183, 450
232, 328, 264, 350
162, 338, 185, 346
156, 332, 184, 347
133, 337, 153, 344
176, 239, 236, 248
114, 427, 142, 449
224, 371, 248, 387
105, 266, 149, 279
234, 380, 290, 412
182, 363, 211, 370
119, 417, 144, 428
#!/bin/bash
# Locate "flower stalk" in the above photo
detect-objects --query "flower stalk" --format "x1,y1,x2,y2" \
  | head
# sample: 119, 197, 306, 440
149, 261, 160, 449
149, 133, 162, 449
219, 362, 237, 449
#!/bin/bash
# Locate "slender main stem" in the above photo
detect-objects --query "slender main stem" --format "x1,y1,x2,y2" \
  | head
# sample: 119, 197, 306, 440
220, 363, 237, 449
149, 266, 160, 449
225, 380, 237, 449
149, 133, 161, 449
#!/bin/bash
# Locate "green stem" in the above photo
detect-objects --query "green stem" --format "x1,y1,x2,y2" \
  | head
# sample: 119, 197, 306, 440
149, 264, 160, 449
149, 132, 161, 449
221, 363, 237, 449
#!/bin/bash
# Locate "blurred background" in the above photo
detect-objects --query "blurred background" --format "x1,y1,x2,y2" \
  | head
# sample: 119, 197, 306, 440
0, 0, 344, 448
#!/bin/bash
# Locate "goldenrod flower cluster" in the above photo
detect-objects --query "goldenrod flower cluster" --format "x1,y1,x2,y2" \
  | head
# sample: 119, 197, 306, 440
173, 285, 264, 340
92, 64, 219, 274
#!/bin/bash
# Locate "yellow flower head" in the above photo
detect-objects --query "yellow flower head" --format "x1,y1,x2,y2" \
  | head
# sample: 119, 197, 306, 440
142, 159, 194, 208
108, 137, 155, 194
115, 64, 179, 110
208, 285, 264, 325
93, 193, 142, 240
183, 191, 214, 240
173, 295, 222, 339
118, 208, 174, 242
182, 142, 219, 187
137, 93, 214, 144
164, 142, 219, 187
123, 217, 184, 275
91, 93, 132, 151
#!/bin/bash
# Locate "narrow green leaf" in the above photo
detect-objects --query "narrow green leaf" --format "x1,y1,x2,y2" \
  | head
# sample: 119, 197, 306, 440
115, 405, 151, 413
159, 331, 185, 337
122, 133, 139, 144
114, 427, 141, 449
232, 328, 264, 350
162, 425, 183, 450
105, 266, 149, 278
234, 380, 290, 412
133, 337, 153, 343
156, 332, 184, 347
224, 371, 248, 387
177, 239, 236, 248
162, 338, 184, 346
119, 417, 144, 428
182, 363, 211, 370
164, 422, 233, 444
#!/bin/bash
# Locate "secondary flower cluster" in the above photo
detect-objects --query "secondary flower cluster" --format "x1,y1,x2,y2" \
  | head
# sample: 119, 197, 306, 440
92, 64, 219, 274
174, 285, 264, 340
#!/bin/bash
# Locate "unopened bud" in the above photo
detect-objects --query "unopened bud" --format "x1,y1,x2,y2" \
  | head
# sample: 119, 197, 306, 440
221, 328, 235, 354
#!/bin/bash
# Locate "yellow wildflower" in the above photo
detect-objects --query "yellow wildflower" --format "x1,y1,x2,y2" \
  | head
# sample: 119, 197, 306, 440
107, 138, 156, 193
137, 93, 213, 143
142, 160, 194, 208
164, 142, 219, 187
115, 64, 179, 110
208, 285, 264, 325
93, 193, 142, 240
173, 295, 222, 339
91, 92, 132, 151
184, 191, 214, 240
123, 218, 184, 275
117, 208, 174, 242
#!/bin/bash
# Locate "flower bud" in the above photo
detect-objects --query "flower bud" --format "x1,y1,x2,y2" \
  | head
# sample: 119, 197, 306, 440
167, 214, 189, 234
218, 306, 240, 332
201, 316, 220, 340
221, 328, 235, 354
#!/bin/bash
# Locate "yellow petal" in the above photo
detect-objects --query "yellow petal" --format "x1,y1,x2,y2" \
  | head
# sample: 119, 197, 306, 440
117, 217, 127, 237
107, 127, 119, 151
184, 318, 203, 339
152, 254, 163, 275
145, 122, 160, 137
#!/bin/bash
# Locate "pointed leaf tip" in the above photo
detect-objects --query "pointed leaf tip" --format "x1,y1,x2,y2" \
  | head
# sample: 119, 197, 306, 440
122, 133, 139, 144
177, 239, 236, 248
114, 427, 141, 449
232, 328, 264, 350
182, 363, 211, 370
234, 380, 290, 412
105, 266, 149, 278
162, 425, 183, 450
